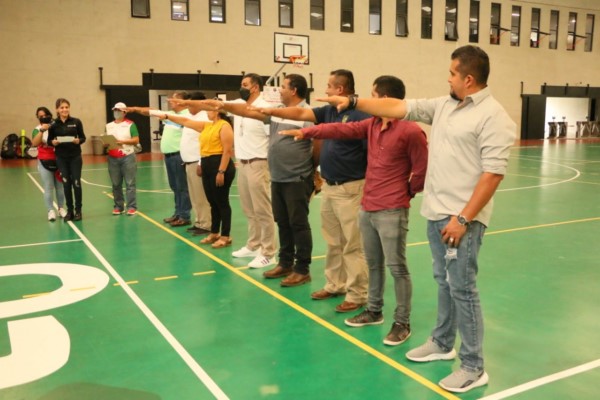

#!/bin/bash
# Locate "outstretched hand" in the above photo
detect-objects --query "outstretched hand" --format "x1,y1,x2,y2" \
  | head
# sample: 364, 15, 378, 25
315, 95, 350, 112
279, 129, 305, 141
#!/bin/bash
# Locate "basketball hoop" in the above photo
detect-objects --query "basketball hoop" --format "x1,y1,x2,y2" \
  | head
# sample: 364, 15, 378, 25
289, 55, 308, 68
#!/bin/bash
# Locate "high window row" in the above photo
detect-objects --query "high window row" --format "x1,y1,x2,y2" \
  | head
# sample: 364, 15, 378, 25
130, 0, 595, 52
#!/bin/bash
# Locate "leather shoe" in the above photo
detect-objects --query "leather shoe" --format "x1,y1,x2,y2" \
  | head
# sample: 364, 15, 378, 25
311, 289, 344, 300
163, 215, 178, 223
170, 218, 191, 227
188, 227, 211, 235
280, 272, 311, 287
335, 301, 365, 313
263, 265, 293, 279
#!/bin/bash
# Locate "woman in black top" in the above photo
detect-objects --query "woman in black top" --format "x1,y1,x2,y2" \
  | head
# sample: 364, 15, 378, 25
47, 98, 86, 221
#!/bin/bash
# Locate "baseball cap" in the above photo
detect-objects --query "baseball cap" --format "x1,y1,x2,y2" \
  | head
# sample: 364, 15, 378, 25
112, 102, 127, 111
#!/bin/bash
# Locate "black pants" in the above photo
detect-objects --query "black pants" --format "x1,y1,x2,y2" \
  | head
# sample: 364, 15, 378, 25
56, 155, 83, 212
271, 176, 314, 274
201, 155, 235, 236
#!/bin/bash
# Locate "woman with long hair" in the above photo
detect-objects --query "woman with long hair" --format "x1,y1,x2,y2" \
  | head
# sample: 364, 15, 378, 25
46, 98, 86, 221
31, 106, 66, 221
155, 107, 236, 248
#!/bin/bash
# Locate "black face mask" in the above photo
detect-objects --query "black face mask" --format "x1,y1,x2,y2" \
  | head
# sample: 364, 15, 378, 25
239, 88, 251, 101
39, 115, 52, 124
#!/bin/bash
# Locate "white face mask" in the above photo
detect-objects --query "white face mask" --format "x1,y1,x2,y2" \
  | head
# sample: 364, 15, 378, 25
113, 111, 124, 120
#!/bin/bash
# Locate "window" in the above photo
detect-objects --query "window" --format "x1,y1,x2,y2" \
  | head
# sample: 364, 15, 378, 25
549, 10, 559, 49
490, 3, 501, 45
445, 0, 458, 41
310, 0, 324, 30
171, 0, 188, 21
567, 12, 577, 51
530, 8, 540, 48
396, 0, 408, 37
341, 0, 354, 33
209, 0, 225, 23
245, 0, 260, 26
369, 0, 382, 35
131, 0, 150, 18
585, 14, 595, 52
421, 0, 432, 39
279, 0, 293, 28
510, 6, 521, 46
469, 0, 479, 43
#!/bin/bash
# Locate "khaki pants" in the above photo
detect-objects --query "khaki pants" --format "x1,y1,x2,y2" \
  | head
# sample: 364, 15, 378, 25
320, 179, 368, 304
185, 163, 211, 230
237, 160, 276, 258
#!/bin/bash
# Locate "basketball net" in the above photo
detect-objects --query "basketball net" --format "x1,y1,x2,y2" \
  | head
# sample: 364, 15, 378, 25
263, 55, 309, 104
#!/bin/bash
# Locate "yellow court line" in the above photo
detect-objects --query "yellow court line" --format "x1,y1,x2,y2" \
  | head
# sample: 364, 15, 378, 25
135, 209, 459, 400
486, 216, 600, 236
193, 271, 216, 276
113, 280, 140, 286
154, 275, 178, 281
69, 286, 96, 292
22, 292, 51, 299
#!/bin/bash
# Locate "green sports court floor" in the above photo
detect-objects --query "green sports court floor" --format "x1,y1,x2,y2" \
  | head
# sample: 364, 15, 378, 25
1, 139, 599, 400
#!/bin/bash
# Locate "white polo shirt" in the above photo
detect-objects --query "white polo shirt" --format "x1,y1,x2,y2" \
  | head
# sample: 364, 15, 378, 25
232, 96, 273, 160
180, 110, 209, 163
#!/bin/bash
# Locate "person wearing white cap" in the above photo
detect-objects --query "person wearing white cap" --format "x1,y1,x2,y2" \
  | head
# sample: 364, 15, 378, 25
104, 102, 140, 215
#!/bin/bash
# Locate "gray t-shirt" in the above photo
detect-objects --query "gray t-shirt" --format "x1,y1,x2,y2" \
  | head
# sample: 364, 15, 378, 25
267, 102, 314, 183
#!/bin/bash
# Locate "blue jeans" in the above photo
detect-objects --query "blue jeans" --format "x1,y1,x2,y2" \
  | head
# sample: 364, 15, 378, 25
427, 217, 486, 372
37, 160, 65, 211
358, 208, 411, 324
108, 154, 137, 211
164, 153, 191, 220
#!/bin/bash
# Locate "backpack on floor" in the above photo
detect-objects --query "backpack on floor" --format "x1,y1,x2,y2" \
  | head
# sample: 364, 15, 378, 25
16, 136, 34, 159
1, 133, 19, 159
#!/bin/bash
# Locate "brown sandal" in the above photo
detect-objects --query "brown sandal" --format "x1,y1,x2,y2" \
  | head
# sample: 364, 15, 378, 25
211, 237, 232, 249
200, 234, 220, 244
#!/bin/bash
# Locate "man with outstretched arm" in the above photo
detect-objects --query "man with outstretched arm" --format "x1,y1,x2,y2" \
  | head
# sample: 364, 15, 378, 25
253, 69, 370, 313
317, 45, 516, 393
280, 75, 428, 348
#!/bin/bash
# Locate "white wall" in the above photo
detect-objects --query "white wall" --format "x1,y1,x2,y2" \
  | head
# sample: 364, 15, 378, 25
1, 0, 599, 153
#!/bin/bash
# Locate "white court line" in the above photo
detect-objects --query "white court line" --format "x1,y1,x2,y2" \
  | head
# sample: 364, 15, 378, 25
498, 158, 581, 192
479, 359, 600, 400
0, 239, 82, 250
27, 172, 229, 399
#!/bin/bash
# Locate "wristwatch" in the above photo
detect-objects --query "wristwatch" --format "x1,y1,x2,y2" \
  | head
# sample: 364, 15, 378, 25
217, 170, 225, 174
457, 214, 471, 226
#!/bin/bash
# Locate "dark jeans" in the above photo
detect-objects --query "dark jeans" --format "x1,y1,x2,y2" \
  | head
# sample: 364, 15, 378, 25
56, 155, 83, 212
271, 176, 314, 274
164, 152, 191, 220
201, 155, 235, 236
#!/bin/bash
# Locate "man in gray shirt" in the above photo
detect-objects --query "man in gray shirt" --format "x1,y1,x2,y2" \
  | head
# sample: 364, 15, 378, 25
210, 74, 315, 287
320, 45, 516, 394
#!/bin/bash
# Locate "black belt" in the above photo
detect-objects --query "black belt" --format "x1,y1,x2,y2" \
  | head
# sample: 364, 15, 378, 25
164, 151, 180, 158
239, 157, 267, 164
325, 179, 359, 186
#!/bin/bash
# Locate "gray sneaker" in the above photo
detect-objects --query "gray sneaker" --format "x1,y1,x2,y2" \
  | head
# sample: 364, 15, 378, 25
405, 338, 457, 362
344, 309, 384, 327
439, 369, 489, 393
383, 322, 411, 346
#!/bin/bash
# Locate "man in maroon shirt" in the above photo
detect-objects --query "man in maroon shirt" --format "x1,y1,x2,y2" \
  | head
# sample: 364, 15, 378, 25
280, 76, 428, 346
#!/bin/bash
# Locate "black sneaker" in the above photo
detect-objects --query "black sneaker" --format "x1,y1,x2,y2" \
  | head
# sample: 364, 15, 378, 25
344, 309, 384, 327
383, 322, 411, 346
188, 227, 211, 236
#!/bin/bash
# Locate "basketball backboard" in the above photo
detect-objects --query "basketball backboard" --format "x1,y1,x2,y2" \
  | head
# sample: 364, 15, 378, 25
274, 32, 309, 64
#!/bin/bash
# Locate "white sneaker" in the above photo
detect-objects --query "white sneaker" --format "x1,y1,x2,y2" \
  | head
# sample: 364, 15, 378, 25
48, 210, 57, 222
232, 246, 261, 258
248, 255, 277, 269
58, 208, 68, 218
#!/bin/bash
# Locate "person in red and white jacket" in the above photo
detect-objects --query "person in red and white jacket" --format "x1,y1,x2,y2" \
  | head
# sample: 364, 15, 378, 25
104, 102, 140, 215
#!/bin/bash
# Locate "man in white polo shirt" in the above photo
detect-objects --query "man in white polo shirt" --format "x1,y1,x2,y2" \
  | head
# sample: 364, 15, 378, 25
230, 73, 277, 268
